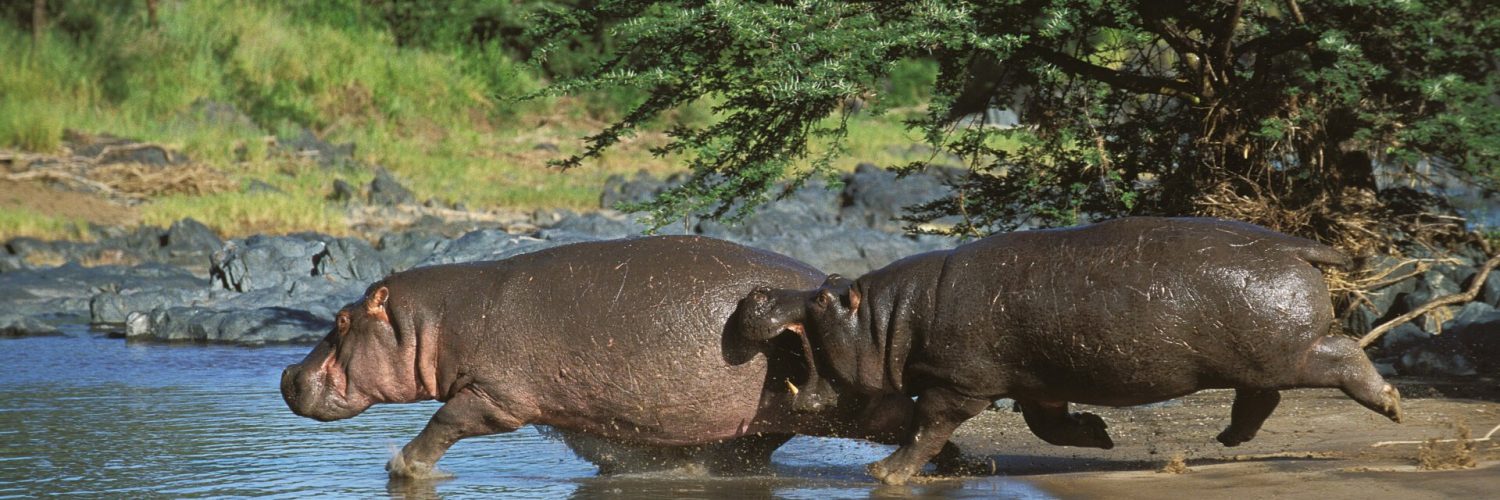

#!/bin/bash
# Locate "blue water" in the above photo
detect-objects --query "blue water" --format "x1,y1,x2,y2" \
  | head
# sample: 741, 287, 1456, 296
0, 327, 1050, 499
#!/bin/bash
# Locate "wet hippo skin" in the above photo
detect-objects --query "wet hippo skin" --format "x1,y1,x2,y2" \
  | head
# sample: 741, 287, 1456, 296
735, 217, 1403, 485
280, 235, 961, 477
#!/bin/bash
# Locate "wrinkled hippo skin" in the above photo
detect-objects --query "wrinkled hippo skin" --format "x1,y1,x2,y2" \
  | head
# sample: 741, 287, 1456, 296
281, 235, 956, 477
736, 217, 1404, 485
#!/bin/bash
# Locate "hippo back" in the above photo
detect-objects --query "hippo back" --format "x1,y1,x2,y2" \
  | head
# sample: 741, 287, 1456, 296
924, 217, 1344, 404
382, 235, 823, 444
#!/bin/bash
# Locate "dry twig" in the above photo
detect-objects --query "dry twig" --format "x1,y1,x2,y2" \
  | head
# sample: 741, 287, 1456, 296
1358, 253, 1500, 348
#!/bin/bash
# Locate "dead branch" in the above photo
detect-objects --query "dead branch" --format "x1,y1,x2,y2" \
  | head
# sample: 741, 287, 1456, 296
1371, 422, 1500, 448
1359, 253, 1500, 348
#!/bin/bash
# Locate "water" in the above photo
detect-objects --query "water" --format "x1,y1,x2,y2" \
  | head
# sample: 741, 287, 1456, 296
0, 327, 1049, 499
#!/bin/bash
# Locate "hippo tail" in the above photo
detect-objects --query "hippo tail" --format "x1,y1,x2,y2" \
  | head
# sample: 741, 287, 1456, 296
1287, 241, 1352, 269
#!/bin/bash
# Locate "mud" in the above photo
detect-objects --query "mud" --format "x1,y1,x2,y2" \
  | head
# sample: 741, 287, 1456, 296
938, 377, 1500, 498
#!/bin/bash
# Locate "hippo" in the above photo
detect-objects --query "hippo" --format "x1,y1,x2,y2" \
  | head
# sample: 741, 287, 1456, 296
280, 235, 963, 477
734, 217, 1404, 485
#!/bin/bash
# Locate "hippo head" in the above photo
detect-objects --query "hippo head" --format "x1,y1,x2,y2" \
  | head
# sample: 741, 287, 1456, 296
735, 275, 888, 396
281, 284, 429, 421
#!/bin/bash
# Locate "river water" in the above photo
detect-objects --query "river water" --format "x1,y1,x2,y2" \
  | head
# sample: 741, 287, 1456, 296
0, 327, 1049, 499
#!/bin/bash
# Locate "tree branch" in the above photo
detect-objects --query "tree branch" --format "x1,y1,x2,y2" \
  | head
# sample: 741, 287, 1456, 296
1358, 253, 1500, 348
1022, 44, 1197, 99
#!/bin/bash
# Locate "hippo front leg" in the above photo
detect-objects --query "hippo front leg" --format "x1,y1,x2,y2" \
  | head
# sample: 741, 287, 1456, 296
867, 387, 989, 485
389, 390, 528, 479
1017, 400, 1115, 449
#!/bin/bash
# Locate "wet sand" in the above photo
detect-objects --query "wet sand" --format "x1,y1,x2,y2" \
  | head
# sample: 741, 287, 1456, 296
942, 377, 1500, 498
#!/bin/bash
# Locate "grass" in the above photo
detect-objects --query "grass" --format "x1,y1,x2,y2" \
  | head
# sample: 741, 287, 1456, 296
0, 208, 92, 242
0, 0, 966, 241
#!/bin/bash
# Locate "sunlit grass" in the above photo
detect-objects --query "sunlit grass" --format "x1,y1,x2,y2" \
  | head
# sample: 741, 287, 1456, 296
0, 208, 92, 241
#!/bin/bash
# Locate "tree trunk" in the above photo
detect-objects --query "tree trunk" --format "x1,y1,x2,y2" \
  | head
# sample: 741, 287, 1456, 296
32, 0, 45, 47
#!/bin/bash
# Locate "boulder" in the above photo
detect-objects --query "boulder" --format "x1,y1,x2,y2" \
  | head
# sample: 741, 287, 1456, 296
368, 167, 415, 206
0, 314, 61, 337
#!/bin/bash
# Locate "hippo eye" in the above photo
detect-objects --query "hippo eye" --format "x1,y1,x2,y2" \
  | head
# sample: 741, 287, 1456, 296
336, 312, 350, 333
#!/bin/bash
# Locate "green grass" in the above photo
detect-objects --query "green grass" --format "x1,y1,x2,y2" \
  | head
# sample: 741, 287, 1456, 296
0, 1, 969, 241
0, 208, 92, 241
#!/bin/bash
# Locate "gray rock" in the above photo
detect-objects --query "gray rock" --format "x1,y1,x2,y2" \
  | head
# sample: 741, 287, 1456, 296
245, 180, 282, 194
211, 236, 327, 292
280, 128, 356, 168
0, 254, 26, 273
368, 167, 415, 206
0, 314, 61, 337
1445, 307, 1500, 374
600, 171, 678, 209
0, 262, 202, 320
839, 163, 955, 232
329, 179, 357, 203
377, 231, 450, 272
128, 306, 331, 345
546, 212, 650, 240
1379, 322, 1433, 354
163, 218, 221, 259
419, 230, 597, 267
90, 288, 209, 325
1398, 344, 1478, 377
315, 237, 389, 284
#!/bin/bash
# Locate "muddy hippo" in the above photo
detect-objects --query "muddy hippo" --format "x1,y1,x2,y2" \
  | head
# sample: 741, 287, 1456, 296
735, 217, 1404, 485
280, 235, 959, 477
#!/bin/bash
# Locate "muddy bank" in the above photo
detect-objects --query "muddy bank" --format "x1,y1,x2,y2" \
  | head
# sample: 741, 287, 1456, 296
939, 379, 1500, 497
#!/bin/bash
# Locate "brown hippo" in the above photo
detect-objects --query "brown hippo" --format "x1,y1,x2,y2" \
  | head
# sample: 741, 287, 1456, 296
280, 235, 961, 477
734, 217, 1404, 485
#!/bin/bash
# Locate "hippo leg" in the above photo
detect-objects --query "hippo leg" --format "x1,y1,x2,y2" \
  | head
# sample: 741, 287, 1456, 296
1216, 389, 1281, 446
851, 393, 975, 475
1295, 335, 1403, 423
388, 391, 532, 478
867, 387, 989, 486
708, 433, 795, 474
1017, 400, 1115, 449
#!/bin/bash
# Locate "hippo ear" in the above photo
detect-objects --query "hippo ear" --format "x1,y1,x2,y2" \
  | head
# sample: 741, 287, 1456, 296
366, 286, 390, 317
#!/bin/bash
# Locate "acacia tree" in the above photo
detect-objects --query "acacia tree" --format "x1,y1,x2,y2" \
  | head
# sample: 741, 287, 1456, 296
536, 0, 1499, 251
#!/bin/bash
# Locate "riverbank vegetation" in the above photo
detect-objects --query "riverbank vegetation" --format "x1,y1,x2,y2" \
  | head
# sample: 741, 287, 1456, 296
0, 0, 943, 238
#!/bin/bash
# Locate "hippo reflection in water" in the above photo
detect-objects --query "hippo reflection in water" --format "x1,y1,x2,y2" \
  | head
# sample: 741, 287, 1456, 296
736, 217, 1403, 485
280, 235, 970, 477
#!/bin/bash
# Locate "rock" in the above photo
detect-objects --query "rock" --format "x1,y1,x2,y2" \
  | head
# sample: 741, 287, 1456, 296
163, 218, 221, 259
0, 314, 61, 337
127, 306, 331, 345
315, 237, 390, 284
0, 254, 26, 273
377, 231, 450, 272
600, 171, 680, 209
533, 142, 560, 153
329, 179, 357, 203
182, 99, 261, 133
280, 128, 356, 168
90, 288, 209, 325
1444, 305, 1500, 374
0, 262, 203, 321
419, 230, 596, 267
368, 167, 415, 206
546, 211, 651, 240
210, 236, 326, 292
696, 178, 841, 240
244, 180, 282, 194
839, 163, 955, 232
1472, 270, 1500, 307
1398, 343, 1478, 377
1379, 322, 1433, 354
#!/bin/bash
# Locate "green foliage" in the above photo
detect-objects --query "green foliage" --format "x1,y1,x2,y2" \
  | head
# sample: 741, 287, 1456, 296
539, 0, 1500, 239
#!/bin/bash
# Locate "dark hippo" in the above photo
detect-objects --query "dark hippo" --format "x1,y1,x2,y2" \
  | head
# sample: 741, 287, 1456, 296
735, 217, 1403, 485
280, 235, 959, 477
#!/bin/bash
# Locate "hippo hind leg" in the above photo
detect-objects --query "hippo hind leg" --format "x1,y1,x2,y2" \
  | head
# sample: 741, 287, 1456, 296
1018, 400, 1115, 449
707, 433, 794, 474
1216, 389, 1280, 446
1295, 334, 1403, 423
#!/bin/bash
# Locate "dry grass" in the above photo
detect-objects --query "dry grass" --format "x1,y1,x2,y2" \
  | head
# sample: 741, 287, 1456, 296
1157, 453, 1191, 474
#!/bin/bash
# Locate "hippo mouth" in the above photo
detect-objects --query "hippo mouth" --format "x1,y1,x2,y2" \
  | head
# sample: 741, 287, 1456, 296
281, 355, 368, 421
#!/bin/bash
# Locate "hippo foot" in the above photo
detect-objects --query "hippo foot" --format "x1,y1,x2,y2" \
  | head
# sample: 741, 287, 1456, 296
1215, 427, 1256, 447
868, 458, 916, 486
1071, 412, 1115, 450
1382, 384, 1403, 424
386, 452, 453, 480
